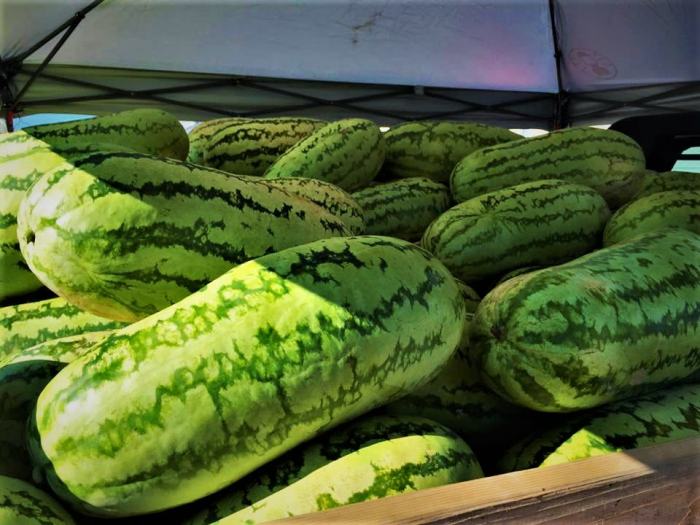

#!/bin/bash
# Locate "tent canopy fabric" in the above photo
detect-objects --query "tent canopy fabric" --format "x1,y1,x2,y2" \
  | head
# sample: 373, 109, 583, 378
1, 0, 699, 129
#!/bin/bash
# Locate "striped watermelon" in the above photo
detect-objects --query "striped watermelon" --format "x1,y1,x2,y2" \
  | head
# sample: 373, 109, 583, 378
0, 298, 125, 358
0, 332, 111, 480
603, 190, 700, 246
0, 475, 75, 525
203, 118, 326, 175
450, 127, 646, 208
182, 416, 482, 525
353, 177, 452, 241
471, 228, 700, 412
421, 179, 610, 284
499, 382, 700, 472
383, 121, 519, 183
633, 170, 700, 199
17, 151, 349, 322
186, 117, 248, 165
264, 119, 385, 192
19, 108, 188, 160
266, 177, 365, 234
0, 142, 137, 302
29, 236, 465, 516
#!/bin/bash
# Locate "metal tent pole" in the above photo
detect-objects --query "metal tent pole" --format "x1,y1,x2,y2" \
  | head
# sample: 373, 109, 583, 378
548, 0, 568, 129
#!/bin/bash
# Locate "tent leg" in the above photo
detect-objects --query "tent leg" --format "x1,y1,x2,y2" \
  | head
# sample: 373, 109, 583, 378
3, 110, 13, 132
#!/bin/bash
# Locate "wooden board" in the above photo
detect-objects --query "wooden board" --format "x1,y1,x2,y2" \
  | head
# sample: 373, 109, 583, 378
272, 437, 700, 524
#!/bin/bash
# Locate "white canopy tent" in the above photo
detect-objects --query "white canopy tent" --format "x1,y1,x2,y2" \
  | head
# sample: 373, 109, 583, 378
1, 0, 699, 130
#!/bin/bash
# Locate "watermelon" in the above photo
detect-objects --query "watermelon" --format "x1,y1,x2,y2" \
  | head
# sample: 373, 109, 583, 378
0, 332, 111, 480
603, 190, 700, 246
633, 170, 700, 199
471, 228, 700, 412
182, 415, 482, 524
29, 236, 465, 516
203, 118, 326, 175
186, 118, 248, 165
383, 121, 519, 183
266, 177, 365, 234
264, 119, 385, 192
0, 474, 75, 525
421, 179, 610, 285
17, 151, 350, 322
499, 382, 700, 472
19, 108, 188, 160
353, 177, 452, 241
0, 142, 139, 302
0, 298, 125, 358
450, 127, 646, 208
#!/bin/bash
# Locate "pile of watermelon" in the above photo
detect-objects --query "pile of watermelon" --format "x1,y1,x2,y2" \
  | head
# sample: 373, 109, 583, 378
0, 109, 698, 524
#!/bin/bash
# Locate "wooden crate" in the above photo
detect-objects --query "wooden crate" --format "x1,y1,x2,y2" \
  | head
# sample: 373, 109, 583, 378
273, 437, 700, 524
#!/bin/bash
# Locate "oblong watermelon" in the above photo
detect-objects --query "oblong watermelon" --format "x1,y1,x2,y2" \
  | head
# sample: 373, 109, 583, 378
421, 179, 610, 284
186, 117, 249, 165
450, 127, 645, 208
353, 177, 452, 241
383, 121, 519, 183
633, 170, 700, 199
203, 117, 327, 175
471, 228, 700, 412
29, 236, 465, 516
183, 415, 482, 524
603, 190, 700, 246
264, 119, 385, 191
17, 151, 349, 321
20, 108, 188, 160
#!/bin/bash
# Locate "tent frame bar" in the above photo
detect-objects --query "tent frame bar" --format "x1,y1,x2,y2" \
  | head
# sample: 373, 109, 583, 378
15, 65, 554, 122
569, 82, 700, 120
